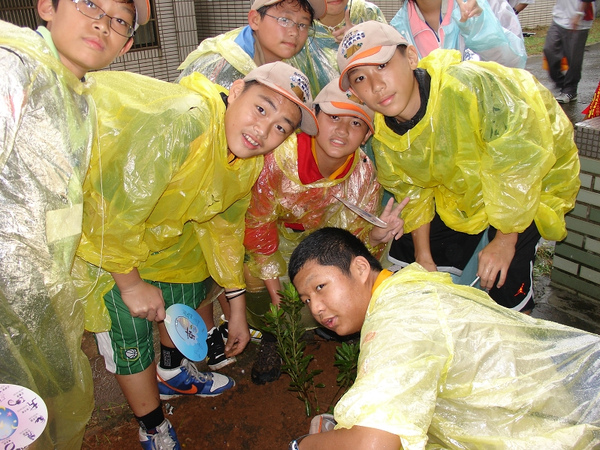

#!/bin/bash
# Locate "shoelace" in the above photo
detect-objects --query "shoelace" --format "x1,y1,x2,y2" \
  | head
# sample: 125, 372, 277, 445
182, 359, 211, 384
149, 429, 178, 450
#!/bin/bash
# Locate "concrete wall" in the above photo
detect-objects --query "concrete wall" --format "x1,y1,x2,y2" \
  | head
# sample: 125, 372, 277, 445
552, 117, 600, 301
517, 0, 555, 29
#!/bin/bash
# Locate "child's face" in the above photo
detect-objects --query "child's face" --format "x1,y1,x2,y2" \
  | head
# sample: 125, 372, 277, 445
249, 1, 312, 62
315, 112, 371, 161
293, 260, 369, 336
225, 81, 302, 159
38, 0, 134, 78
348, 47, 421, 122
324, 0, 348, 19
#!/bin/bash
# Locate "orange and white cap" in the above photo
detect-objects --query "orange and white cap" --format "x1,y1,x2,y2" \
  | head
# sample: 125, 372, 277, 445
314, 78, 374, 133
133, 0, 151, 29
337, 21, 409, 91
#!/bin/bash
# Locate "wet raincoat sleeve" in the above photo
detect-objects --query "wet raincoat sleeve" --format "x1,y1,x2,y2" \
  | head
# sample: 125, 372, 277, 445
245, 139, 382, 280
196, 193, 251, 290
177, 27, 256, 88
0, 21, 94, 450
74, 71, 263, 331
334, 264, 600, 449
390, 0, 526, 68
455, 0, 527, 68
288, 0, 386, 94
373, 50, 579, 239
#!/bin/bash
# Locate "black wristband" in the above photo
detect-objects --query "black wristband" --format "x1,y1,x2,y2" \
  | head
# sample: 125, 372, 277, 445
224, 288, 246, 301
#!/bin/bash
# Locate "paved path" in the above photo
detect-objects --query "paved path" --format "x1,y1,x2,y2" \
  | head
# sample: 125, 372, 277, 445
526, 42, 600, 125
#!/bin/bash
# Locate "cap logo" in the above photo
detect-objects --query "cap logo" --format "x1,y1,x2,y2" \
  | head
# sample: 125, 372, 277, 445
290, 72, 311, 103
346, 92, 365, 105
341, 30, 366, 59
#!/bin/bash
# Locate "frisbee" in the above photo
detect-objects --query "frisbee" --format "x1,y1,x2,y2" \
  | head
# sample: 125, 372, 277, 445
164, 304, 208, 362
334, 195, 388, 228
0, 383, 48, 447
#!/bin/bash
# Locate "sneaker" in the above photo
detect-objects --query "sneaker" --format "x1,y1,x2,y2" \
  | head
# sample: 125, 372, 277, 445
218, 315, 263, 343
157, 359, 235, 400
139, 419, 181, 450
555, 92, 577, 104
206, 326, 236, 370
251, 333, 281, 385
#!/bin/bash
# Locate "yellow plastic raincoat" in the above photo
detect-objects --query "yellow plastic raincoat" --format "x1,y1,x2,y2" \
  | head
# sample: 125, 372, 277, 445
335, 264, 600, 449
177, 27, 256, 89
0, 21, 94, 449
73, 71, 289, 332
244, 138, 381, 280
373, 50, 580, 240
289, 0, 387, 94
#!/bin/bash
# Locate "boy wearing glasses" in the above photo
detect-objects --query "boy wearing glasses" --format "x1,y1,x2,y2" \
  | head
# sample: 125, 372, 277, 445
175, 0, 326, 373
0, 0, 146, 448
177, 0, 327, 88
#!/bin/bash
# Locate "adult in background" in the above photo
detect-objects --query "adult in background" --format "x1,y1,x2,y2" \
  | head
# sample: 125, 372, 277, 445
543, 0, 596, 103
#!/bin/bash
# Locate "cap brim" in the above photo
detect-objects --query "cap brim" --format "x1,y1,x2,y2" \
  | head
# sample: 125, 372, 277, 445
133, 0, 150, 27
339, 45, 398, 91
308, 0, 327, 20
319, 103, 374, 133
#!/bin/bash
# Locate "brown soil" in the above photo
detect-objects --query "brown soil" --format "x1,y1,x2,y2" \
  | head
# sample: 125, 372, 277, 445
82, 333, 344, 449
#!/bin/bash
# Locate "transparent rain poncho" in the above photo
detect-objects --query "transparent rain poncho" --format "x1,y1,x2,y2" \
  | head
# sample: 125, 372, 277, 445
0, 22, 95, 449
372, 50, 580, 240
176, 27, 256, 89
391, 0, 527, 68
244, 138, 382, 280
288, 0, 387, 94
335, 264, 600, 449
72, 71, 283, 332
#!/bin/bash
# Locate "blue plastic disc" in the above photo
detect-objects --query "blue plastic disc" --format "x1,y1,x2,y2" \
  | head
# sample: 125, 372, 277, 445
164, 304, 208, 362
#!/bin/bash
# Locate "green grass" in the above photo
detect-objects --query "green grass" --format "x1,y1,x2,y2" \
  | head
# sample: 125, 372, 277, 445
523, 20, 600, 55
534, 241, 555, 278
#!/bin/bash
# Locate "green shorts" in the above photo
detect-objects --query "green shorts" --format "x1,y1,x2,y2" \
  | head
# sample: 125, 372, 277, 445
96, 280, 207, 375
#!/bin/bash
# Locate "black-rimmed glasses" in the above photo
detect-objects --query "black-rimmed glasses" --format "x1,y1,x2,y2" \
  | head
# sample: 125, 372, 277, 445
72, 0, 135, 38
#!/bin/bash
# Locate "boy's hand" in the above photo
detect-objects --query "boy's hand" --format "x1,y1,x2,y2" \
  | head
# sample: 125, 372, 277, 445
477, 231, 517, 290
224, 294, 251, 357
457, 0, 483, 21
332, 8, 353, 43
368, 197, 410, 246
121, 282, 166, 322
112, 269, 166, 322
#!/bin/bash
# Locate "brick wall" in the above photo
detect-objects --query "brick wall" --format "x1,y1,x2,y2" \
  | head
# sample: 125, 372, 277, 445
552, 117, 600, 301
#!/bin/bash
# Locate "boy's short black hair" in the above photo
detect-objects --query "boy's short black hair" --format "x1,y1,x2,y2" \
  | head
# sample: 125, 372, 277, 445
257, 0, 316, 23
289, 227, 383, 283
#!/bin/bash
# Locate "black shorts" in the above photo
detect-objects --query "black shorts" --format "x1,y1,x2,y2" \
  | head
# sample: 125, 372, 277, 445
389, 215, 540, 312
